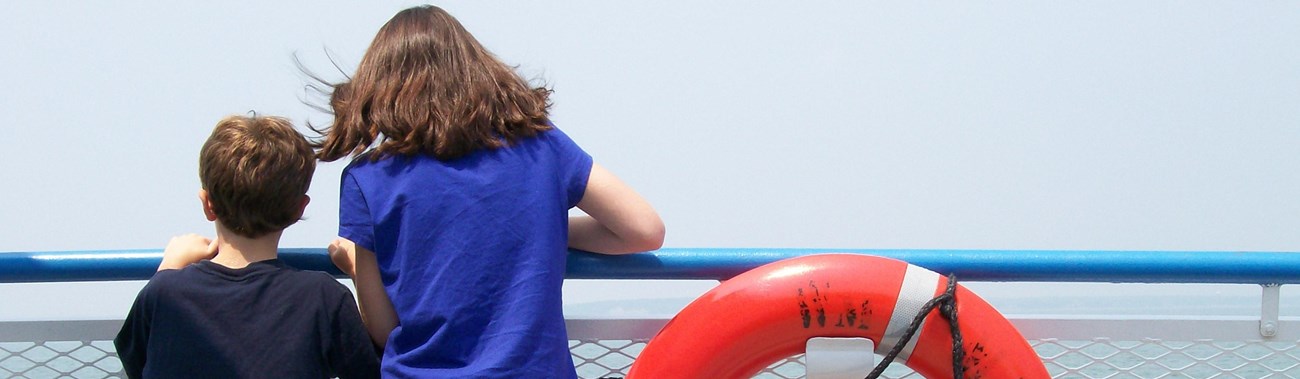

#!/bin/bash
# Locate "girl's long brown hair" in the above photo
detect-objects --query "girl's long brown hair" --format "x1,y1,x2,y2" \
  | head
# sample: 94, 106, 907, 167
313, 5, 552, 162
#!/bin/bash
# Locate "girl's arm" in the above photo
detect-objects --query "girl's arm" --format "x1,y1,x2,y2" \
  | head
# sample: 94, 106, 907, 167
328, 238, 398, 350
569, 163, 665, 254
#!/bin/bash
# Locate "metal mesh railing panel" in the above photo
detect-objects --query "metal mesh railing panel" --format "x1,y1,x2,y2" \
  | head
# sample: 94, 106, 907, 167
0, 341, 121, 379
4, 337, 1300, 378
1034, 339, 1300, 379
569, 338, 1300, 379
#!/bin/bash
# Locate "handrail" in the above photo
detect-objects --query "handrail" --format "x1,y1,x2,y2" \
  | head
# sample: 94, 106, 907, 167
1, 248, 1297, 284
567, 249, 1300, 284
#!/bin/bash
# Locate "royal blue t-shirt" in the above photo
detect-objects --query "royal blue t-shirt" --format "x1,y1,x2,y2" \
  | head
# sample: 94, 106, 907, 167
339, 127, 591, 378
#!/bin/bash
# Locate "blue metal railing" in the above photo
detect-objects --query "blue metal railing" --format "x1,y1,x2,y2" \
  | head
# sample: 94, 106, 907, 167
2, 248, 1298, 284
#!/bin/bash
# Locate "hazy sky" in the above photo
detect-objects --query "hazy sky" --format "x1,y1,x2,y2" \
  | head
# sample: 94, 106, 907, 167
2, 2, 1298, 319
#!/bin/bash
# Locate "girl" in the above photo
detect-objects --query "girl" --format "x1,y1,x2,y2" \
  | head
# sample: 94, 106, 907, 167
318, 5, 664, 378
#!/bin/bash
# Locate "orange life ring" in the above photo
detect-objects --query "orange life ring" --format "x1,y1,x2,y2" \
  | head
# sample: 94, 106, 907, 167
626, 254, 1049, 379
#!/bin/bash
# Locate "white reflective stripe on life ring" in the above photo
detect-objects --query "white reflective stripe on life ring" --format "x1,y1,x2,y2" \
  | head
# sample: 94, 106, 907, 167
877, 264, 940, 362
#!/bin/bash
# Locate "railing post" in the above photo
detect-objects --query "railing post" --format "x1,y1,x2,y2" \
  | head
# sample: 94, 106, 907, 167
1260, 283, 1281, 338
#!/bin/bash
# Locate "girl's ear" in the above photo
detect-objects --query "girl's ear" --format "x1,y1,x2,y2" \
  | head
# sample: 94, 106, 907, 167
198, 189, 218, 222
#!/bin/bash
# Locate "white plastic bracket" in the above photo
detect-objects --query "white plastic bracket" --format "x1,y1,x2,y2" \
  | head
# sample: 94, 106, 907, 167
806, 337, 876, 379
1260, 283, 1280, 338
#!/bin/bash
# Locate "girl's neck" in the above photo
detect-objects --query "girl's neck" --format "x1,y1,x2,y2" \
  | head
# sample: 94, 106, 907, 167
209, 223, 282, 269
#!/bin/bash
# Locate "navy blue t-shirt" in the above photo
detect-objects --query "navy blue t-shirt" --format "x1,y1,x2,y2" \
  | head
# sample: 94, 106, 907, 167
339, 127, 592, 378
114, 259, 379, 379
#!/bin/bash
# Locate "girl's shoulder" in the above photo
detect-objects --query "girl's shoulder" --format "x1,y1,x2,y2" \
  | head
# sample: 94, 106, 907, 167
341, 150, 387, 171
527, 125, 585, 153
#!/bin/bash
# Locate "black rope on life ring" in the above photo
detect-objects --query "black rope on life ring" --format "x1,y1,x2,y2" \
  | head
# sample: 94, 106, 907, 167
867, 273, 964, 379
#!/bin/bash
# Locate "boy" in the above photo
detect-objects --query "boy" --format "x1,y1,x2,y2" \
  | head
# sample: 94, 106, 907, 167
114, 115, 379, 379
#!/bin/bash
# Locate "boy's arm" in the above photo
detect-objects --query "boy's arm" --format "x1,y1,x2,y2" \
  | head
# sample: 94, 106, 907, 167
114, 287, 152, 379
568, 163, 665, 255
156, 234, 218, 271
327, 288, 381, 378
329, 238, 398, 350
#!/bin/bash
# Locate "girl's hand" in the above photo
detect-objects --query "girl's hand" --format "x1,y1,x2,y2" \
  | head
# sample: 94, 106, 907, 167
328, 237, 358, 277
158, 234, 218, 271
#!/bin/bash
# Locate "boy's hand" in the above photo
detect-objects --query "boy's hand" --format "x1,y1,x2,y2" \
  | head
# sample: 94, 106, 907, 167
158, 234, 218, 271
328, 237, 358, 277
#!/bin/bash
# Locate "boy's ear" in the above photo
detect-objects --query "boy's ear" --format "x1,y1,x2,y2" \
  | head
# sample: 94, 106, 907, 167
198, 189, 218, 222
295, 195, 311, 219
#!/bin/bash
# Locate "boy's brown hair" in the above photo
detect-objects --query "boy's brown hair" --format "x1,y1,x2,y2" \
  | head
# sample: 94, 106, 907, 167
200, 115, 315, 238
312, 5, 553, 162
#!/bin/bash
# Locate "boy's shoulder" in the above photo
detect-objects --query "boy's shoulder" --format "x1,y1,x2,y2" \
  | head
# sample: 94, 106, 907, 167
275, 265, 354, 294
142, 261, 351, 301
138, 264, 205, 298
240, 261, 355, 298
